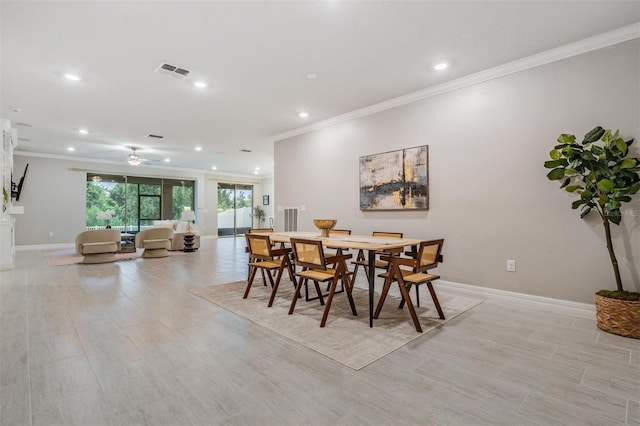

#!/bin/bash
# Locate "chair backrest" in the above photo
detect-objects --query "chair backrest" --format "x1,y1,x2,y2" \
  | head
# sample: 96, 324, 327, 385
248, 228, 274, 234
416, 239, 444, 271
330, 229, 351, 236
245, 234, 274, 259
290, 238, 326, 270
135, 228, 174, 246
372, 231, 403, 238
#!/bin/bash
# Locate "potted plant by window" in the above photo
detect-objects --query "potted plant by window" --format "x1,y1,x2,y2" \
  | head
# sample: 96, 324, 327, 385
545, 126, 640, 338
252, 205, 266, 228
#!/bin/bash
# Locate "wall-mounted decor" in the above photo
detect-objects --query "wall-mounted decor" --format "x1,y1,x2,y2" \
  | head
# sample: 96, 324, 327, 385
262, 195, 270, 205
359, 145, 428, 210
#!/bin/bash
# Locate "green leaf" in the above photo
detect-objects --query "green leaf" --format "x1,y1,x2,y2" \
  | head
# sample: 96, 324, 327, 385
580, 207, 592, 219
547, 168, 565, 180
580, 190, 593, 200
560, 178, 571, 189
608, 210, 622, 225
565, 185, 581, 192
597, 179, 615, 193
571, 199, 585, 209
626, 182, 640, 194
558, 134, 576, 144
598, 195, 609, 205
544, 159, 567, 169
549, 149, 563, 160
583, 126, 605, 144
621, 158, 636, 169
615, 139, 628, 155
564, 168, 577, 176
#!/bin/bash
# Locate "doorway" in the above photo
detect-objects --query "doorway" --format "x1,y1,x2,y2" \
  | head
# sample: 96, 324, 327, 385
217, 183, 253, 236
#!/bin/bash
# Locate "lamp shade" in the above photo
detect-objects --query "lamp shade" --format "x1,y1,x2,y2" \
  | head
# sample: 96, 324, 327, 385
180, 210, 195, 221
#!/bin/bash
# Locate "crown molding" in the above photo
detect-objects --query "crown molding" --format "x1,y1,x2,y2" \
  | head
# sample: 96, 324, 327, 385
14, 151, 259, 180
270, 22, 640, 143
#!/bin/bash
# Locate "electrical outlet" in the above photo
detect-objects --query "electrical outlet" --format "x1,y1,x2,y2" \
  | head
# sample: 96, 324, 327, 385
507, 259, 516, 272
300, 205, 306, 212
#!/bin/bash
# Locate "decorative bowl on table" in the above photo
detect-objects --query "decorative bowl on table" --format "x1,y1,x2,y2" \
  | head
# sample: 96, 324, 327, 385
313, 219, 337, 237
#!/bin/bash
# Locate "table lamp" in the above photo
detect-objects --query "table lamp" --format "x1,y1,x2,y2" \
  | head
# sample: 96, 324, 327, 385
180, 209, 196, 234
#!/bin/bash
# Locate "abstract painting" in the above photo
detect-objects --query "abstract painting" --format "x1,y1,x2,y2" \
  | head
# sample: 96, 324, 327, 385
359, 145, 428, 210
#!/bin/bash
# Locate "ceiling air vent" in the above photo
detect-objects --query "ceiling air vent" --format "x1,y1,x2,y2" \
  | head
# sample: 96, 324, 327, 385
155, 62, 191, 79
146, 134, 164, 139
240, 149, 252, 153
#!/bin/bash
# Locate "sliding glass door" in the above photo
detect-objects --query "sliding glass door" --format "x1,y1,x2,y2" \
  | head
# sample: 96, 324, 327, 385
217, 183, 253, 236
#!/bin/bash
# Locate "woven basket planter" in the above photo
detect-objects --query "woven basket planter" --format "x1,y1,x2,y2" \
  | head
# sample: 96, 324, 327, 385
595, 294, 640, 339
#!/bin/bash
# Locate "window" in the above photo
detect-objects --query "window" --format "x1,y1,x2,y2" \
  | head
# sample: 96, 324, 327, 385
86, 174, 195, 232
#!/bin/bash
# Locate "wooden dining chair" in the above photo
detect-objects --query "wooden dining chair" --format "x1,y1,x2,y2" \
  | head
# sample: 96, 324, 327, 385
351, 231, 404, 282
288, 238, 357, 327
244, 234, 295, 307
374, 239, 445, 332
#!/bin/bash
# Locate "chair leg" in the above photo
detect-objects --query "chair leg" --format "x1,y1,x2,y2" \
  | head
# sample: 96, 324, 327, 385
268, 265, 286, 307
397, 281, 422, 332
320, 277, 339, 327
313, 280, 325, 305
342, 270, 357, 316
243, 265, 258, 299
288, 276, 305, 314
373, 277, 393, 319
426, 282, 445, 319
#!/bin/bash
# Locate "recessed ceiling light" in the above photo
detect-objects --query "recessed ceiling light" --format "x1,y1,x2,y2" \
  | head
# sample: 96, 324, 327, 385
306, 73, 318, 79
434, 63, 448, 71
195, 146, 202, 151
78, 129, 88, 134
164, 158, 170, 162
67, 147, 75, 151
254, 170, 259, 175
193, 81, 207, 88
298, 111, 309, 119
212, 166, 217, 170
65, 74, 81, 81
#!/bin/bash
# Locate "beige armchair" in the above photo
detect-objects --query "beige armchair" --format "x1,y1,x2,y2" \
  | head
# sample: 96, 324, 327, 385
75, 229, 121, 264
135, 228, 174, 258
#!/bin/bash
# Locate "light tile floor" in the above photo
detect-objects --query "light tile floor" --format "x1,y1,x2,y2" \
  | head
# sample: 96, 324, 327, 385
1, 237, 638, 425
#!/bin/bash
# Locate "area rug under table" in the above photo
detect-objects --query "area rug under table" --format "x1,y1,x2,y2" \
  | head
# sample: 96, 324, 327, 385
190, 281, 484, 370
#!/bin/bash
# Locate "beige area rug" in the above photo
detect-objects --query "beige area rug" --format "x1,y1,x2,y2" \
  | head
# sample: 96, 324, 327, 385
44, 248, 183, 266
190, 281, 484, 370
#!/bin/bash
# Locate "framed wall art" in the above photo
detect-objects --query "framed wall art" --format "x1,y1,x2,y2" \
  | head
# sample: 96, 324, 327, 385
359, 145, 429, 211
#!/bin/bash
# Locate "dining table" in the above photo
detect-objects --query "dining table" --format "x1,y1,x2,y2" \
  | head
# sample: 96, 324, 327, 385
265, 231, 422, 327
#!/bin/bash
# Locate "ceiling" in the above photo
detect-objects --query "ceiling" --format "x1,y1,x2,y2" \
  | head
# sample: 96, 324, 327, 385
1, 1, 638, 177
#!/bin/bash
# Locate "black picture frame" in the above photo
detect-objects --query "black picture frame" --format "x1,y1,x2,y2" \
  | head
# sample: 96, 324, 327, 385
263, 195, 270, 205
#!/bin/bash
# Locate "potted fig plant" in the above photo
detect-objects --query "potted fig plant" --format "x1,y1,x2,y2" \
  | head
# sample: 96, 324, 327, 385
252, 205, 266, 228
545, 126, 640, 338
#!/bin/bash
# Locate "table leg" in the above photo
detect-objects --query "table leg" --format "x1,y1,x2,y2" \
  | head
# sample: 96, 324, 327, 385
368, 249, 376, 327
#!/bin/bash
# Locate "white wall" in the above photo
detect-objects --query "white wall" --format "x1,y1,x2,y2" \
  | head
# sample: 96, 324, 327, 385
274, 39, 640, 304
11, 155, 266, 245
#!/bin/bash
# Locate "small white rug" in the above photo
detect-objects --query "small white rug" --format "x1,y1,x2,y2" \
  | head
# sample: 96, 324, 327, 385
190, 280, 484, 370
44, 248, 183, 266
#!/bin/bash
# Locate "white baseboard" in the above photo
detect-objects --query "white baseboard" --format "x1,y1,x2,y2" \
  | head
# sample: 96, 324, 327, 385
16, 243, 74, 251
436, 280, 595, 317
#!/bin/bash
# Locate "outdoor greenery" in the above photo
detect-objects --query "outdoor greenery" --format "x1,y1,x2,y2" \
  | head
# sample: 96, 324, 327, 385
86, 177, 194, 229
545, 126, 640, 295
217, 187, 252, 211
